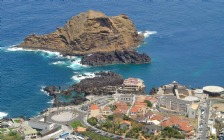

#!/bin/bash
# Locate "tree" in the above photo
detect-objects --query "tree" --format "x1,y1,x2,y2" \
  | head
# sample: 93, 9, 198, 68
161, 127, 185, 139
87, 117, 98, 126
0, 131, 23, 140
108, 115, 114, 120
123, 114, 130, 120
144, 100, 152, 108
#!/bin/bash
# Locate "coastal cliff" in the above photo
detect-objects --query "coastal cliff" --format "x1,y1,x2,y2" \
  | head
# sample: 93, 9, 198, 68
17, 10, 144, 55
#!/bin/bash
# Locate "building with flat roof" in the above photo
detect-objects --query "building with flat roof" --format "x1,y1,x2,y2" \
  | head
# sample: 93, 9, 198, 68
23, 122, 38, 139
203, 86, 224, 97
158, 81, 200, 117
28, 116, 62, 137
118, 94, 134, 103
122, 78, 145, 91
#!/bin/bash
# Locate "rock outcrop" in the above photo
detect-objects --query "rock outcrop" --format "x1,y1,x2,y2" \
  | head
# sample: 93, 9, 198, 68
17, 10, 144, 55
72, 71, 124, 95
81, 50, 151, 66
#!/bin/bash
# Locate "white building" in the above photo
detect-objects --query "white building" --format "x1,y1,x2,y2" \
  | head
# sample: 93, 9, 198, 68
122, 78, 145, 91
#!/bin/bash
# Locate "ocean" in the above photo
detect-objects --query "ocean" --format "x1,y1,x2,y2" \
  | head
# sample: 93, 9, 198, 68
1, 0, 224, 118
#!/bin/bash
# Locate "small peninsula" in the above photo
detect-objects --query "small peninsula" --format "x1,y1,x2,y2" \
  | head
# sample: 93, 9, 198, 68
16, 10, 151, 66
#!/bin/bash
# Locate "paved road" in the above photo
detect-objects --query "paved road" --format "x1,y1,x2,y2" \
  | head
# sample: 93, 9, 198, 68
198, 100, 210, 140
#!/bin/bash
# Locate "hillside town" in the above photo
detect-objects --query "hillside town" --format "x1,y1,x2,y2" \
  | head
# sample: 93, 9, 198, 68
1, 78, 224, 140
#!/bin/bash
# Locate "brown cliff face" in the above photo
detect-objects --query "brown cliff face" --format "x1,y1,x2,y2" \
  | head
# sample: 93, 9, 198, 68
17, 10, 143, 55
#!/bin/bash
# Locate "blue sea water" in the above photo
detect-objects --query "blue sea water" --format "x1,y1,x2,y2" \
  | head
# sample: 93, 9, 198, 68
1, 0, 224, 118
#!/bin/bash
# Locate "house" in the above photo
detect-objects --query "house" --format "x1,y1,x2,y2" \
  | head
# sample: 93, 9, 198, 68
118, 94, 134, 103
101, 106, 113, 116
178, 122, 193, 134
160, 120, 173, 127
89, 104, 100, 118
130, 102, 147, 116
28, 116, 62, 137
145, 96, 158, 105
136, 95, 146, 103
168, 117, 194, 136
134, 102, 147, 114
142, 123, 162, 135
134, 115, 148, 123
148, 120, 161, 126
130, 106, 138, 116
120, 120, 131, 129
23, 122, 38, 139
150, 114, 164, 122
145, 111, 154, 119
75, 126, 87, 133
114, 101, 129, 115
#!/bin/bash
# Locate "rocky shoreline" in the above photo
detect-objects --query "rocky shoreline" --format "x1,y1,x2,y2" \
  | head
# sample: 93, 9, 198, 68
81, 50, 151, 66
43, 71, 124, 106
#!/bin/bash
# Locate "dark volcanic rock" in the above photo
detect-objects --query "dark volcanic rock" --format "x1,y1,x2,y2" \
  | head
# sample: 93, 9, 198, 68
81, 50, 151, 66
72, 71, 124, 95
43, 86, 60, 96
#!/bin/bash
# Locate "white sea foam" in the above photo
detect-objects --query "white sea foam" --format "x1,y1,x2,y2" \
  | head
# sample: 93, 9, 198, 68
72, 72, 96, 82
51, 61, 67, 66
40, 86, 49, 96
67, 58, 89, 70
6, 47, 64, 58
47, 99, 54, 104
138, 30, 157, 38
0, 112, 8, 119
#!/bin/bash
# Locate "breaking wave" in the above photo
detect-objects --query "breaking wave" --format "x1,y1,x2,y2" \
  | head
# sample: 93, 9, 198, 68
72, 72, 96, 82
138, 30, 157, 38
40, 86, 49, 96
0, 112, 8, 119
6, 46, 64, 59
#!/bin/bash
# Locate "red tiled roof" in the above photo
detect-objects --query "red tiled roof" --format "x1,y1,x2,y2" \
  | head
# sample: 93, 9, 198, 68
160, 120, 173, 127
145, 96, 158, 102
136, 96, 145, 103
120, 120, 131, 125
168, 117, 193, 132
134, 102, 147, 106
102, 106, 111, 111
114, 101, 127, 107
169, 116, 181, 124
130, 106, 138, 113
150, 114, 164, 121
179, 124, 193, 132
90, 104, 99, 110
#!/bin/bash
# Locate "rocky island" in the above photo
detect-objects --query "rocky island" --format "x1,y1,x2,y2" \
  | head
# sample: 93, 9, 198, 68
16, 10, 151, 66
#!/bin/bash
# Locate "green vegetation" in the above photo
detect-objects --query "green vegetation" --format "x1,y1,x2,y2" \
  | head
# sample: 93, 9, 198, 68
107, 115, 114, 120
161, 127, 185, 139
109, 104, 117, 111
210, 134, 216, 139
81, 130, 113, 140
87, 117, 98, 126
70, 120, 83, 128
13, 119, 21, 123
0, 131, 23, 140
0, 128, 7, 132
123, 114, 130, 121
144, 100, 152, 108
125, 127, 141, 139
